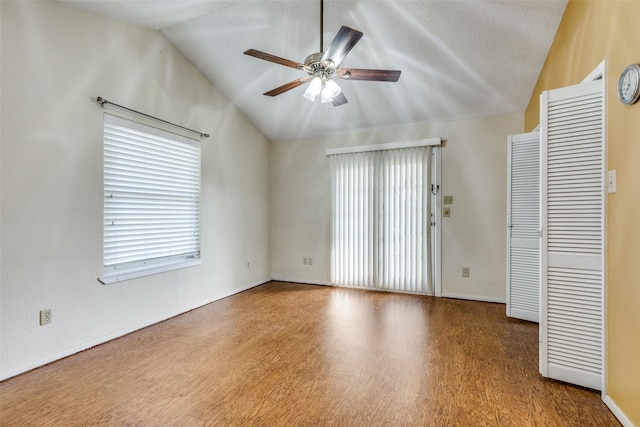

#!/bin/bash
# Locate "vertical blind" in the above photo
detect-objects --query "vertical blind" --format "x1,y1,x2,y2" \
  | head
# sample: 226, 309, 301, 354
100, 113, 201, 283
330, 146, 431, 294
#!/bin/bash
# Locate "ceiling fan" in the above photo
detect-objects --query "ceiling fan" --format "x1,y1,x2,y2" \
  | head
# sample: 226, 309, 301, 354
243, 0, 401, 106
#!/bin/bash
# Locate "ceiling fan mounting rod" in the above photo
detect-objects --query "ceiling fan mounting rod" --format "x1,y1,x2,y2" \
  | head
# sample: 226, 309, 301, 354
320, 0, 324, 53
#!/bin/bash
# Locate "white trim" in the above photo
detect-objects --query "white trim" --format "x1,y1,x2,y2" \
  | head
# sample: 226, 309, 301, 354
441, 292, 506, 304
272, 278, 507, 303
270, 274, 330, 286
0, 278, 270, 381
603, 394, 635, 427
325, 138, 442, 156
432, 147, 443, 296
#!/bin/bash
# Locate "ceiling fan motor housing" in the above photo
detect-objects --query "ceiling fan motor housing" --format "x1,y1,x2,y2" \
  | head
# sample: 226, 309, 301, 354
304, 52, 336, 79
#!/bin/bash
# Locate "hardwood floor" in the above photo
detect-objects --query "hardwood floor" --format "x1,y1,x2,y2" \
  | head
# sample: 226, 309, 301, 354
1, 282, 619, 426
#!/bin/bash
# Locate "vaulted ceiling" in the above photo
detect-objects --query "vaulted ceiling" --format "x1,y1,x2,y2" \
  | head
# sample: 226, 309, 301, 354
58, 0, 567, 141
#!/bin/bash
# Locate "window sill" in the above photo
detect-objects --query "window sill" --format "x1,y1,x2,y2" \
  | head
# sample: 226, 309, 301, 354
98, 258, 202, 285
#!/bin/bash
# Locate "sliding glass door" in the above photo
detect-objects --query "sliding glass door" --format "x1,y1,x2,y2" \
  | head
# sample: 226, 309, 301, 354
329, 142, 439, 295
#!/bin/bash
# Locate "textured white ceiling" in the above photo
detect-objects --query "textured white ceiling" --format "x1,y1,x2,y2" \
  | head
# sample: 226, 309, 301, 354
58, 0, 567, 141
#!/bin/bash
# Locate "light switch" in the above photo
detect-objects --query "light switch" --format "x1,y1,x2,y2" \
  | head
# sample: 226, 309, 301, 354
443, 195, 453, 205
608, 170, 616, 193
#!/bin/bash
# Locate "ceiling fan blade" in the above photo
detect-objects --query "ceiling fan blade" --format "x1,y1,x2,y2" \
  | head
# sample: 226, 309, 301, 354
264, 77, 312, 97
331, 92, 348, 107
321, 26, 363, 67
244, 49, 306, 70
337, 68, 401, 82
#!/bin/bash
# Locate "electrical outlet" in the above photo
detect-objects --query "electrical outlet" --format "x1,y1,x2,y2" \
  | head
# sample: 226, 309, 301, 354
443, 207, 451, 217
245, 261, 250, 270
40, 309, 52, 325
443, 195, 453, 205
308, 258, 313, 266
462, 267, 470, 278
303, 258, 307, 265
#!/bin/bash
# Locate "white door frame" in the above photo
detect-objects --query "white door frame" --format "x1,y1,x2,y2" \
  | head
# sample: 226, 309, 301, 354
327, 138, 443, 296
432, 146, 442, 297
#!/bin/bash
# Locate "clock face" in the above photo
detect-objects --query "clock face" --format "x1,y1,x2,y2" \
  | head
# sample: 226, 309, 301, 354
618, 64, 640, 105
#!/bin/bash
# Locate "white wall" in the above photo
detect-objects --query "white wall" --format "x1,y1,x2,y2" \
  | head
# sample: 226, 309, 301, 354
0, 1, 270, 379
271, 114, 523, 301
0, 0, 525, 380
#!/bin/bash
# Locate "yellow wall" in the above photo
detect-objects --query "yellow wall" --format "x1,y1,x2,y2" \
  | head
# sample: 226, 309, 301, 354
525, 1, 640, 424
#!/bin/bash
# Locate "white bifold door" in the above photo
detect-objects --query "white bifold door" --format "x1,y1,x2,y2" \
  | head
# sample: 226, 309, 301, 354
507, 132, 540, 323
539, 77, 605, 391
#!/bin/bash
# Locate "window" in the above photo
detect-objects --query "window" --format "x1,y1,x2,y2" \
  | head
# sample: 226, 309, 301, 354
99, 113, 201, 284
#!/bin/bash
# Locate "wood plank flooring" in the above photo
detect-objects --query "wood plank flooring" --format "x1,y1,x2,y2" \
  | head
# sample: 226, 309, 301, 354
1, 281, 619, 426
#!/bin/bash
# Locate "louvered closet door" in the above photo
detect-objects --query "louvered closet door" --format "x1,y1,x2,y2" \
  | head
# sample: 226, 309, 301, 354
540, 79, 604, 391
507, 132, 540, 323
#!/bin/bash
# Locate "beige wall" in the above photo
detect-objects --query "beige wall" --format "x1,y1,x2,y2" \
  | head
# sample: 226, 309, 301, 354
271, 114, 523, 302
0, 1, 271, 378
525, 1, 640, 423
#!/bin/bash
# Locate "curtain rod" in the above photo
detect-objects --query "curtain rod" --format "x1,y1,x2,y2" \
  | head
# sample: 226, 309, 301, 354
95, 96, 209, 139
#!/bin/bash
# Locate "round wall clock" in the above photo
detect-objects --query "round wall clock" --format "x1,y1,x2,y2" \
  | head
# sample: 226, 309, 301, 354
618, 64, 640, 105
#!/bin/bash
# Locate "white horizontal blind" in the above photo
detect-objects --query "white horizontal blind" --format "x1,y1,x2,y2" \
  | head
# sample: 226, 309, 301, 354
330, 146, 431, 294
540, 78, 604, 390
507, 132, 540, 322
101, 113, 201, 283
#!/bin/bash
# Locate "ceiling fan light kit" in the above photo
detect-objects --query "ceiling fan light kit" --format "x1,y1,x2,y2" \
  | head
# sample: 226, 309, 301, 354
304, 77, 342, 104
303, 77, 323, 102
244, 0, 400, 106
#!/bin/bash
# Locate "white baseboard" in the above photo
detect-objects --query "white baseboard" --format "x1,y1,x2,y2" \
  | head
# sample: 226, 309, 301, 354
270, 280, 506, 304
603, 394, 635, 427
270, 274, 330, 286
441, 292, 506, 304
0, 277, 271, 382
